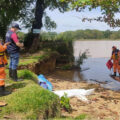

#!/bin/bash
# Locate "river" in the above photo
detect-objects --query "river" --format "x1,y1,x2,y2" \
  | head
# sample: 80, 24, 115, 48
73, 40, 120, 91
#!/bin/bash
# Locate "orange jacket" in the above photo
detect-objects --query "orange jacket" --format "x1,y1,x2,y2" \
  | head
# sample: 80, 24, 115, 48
0, 43, 7, 66
111, 50, 119, 63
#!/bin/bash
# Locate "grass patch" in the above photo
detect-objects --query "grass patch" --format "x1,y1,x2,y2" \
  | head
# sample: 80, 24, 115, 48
19, 58, 38, 66
74, 114, 87, 120
7, 51, 52, 67
18, 69, 38, 81
54, 114, 87, 120
0, 69, 61, 119
0, 84, 60, 119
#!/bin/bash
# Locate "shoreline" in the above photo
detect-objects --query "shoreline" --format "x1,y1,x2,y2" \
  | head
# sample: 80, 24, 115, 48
74, 39, 120, 41
47, 70, 120, 119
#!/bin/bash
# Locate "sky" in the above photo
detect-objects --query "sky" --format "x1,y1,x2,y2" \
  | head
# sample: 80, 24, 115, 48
22, 8, 120, 33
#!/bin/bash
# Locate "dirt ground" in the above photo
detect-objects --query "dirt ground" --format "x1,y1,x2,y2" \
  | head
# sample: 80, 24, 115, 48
46, 70, 120, 120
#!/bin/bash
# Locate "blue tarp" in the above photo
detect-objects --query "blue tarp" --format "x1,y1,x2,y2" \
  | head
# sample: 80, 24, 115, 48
38, 74, 53, 91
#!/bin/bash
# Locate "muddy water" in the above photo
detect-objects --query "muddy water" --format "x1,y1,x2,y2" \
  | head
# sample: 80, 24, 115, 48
73, 40, 120, 91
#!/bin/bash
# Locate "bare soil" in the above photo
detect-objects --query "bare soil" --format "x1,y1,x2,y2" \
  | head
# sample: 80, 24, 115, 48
46, 70, 120, 120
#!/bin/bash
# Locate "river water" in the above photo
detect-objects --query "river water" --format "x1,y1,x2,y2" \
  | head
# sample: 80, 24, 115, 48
73, 40, 120, 91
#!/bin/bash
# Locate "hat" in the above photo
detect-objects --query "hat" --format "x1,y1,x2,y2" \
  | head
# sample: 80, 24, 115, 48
112, 46, 116, 48
12, 23, 21, 30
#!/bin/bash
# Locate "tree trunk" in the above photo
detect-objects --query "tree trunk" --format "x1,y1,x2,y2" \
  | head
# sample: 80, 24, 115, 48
30, 0, 45, 52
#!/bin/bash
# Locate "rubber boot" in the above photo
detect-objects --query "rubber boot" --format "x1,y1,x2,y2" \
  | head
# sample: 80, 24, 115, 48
111, 72, 116, 77
12, 69, 18, 81
0, 86, 11, 96
9, 68, 13, 78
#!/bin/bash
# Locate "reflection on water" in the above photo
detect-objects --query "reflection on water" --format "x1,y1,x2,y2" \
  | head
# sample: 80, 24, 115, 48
73, 71, 84, 82
73, 40, 120, 91
74, 40, 120, 58
81, 58, 120, 91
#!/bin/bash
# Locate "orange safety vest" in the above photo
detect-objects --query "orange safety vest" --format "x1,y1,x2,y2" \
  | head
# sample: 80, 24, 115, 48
0, 52, 8, 67
0, 44, 7, 67
111, 49, 119, 63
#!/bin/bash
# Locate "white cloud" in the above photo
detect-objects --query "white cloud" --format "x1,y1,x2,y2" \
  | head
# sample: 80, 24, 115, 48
42, 8, 120, 33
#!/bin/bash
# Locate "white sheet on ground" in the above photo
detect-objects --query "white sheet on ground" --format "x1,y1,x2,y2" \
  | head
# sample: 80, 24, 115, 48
53, 89, 94, 102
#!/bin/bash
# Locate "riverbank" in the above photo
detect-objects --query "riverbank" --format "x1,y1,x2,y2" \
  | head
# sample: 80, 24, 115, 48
0, 51, 61, 119
1, 51, 120, 120
46, 70, 120, 120
74, 39, 120, 41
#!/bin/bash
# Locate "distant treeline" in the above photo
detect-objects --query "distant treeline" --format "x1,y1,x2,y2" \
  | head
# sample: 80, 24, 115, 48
37, 29, 120, 41
57, 29, 120, 40
17, 29, 120, 42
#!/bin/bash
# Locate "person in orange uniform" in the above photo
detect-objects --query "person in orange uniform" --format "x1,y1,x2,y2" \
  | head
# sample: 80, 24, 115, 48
0, 41, 10, 95
111, 46, 119, 77
117, 50, 120, 77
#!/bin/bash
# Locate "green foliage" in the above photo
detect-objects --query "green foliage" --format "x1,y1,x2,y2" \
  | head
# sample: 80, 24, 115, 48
18, 70, 38, 81
0, 0, 35, 39
44, 16, 57, 30
74, 114, 87, 120
60, 0, 120, 27
40, 32, 58, 41
50, 29, 120, 40
60, 93, 72, 112
40, 40, 74, 63
61, 64, 72, 70
17, 32, 26, 42
75, 50, 88, 68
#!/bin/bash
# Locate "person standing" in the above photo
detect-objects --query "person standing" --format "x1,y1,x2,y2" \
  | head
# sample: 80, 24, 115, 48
111, 46, 119, 77
0, 41, 10, 95
5, 23, 24, 81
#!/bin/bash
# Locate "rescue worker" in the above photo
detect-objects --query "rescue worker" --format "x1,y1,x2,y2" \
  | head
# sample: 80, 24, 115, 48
111, 46, 119, 77
0, 41, 10, 95
117, 50, 120, 78
5, 23, 24, 81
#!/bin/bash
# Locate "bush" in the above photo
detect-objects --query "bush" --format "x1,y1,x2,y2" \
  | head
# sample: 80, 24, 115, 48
60, 93, 72, 113
75, 50, 89, 68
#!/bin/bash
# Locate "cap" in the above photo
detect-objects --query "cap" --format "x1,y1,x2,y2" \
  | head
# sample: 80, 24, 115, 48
12, 23, 21, 30
112, 46, 117, 49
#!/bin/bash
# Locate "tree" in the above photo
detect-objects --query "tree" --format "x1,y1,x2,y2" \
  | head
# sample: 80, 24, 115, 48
28, 0, 68, 51
0, 0, 35, 40
60, 0, 120, 27
0, 0, 68, 51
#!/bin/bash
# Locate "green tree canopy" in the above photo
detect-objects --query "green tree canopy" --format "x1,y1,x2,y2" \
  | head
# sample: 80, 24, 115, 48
0, 0, 35, 40
60, 0, 120, 27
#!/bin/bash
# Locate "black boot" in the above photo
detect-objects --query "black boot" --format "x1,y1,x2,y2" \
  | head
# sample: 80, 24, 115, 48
111, 72, 116, 77
119, 74, 120, 79
12, 69, 18, 81
0, 86, 11, 96
9, 68, 13, 78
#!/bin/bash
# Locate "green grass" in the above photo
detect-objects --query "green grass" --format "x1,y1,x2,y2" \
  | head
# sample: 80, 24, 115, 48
19, 58, 38, 66
0, 69, 61, 119
7, 51, 57, 67
19, 54, 50, 66
74, 114, 87, 120
53, 114, 87, 120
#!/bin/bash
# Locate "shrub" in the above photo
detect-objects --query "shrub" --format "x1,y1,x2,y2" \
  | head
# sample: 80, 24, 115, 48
60, 93, 72, 113
75, 50, 89, 68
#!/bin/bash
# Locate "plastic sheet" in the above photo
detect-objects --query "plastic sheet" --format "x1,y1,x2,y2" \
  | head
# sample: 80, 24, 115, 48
38, 74, 53, 91
53, 89, 94, 102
